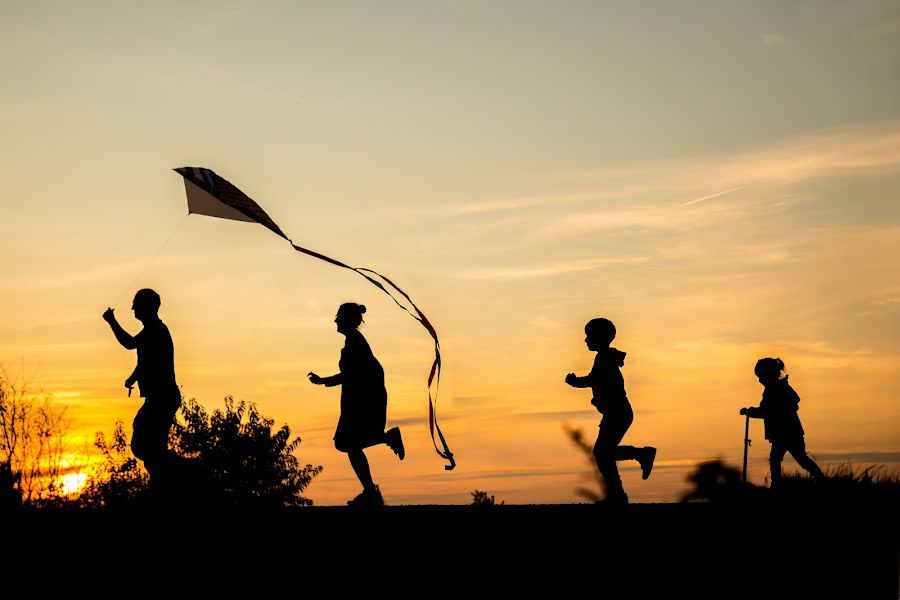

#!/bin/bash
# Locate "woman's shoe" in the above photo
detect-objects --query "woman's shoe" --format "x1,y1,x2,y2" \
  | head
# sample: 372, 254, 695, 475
386, 427, 405, 460
348, 485, 384, 508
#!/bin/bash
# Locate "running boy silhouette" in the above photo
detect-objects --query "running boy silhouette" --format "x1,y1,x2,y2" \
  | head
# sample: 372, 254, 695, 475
741, 357, 827, 488
565, 317, 656, 505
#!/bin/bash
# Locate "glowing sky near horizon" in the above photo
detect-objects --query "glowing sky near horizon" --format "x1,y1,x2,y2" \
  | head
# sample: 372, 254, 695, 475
2, 1, 899, 505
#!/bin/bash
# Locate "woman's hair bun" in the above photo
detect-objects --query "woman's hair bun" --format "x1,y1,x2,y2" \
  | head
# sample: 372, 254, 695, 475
359, 304, 366, 314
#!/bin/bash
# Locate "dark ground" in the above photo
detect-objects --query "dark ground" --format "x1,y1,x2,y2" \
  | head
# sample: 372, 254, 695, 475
6, 501, 897, 597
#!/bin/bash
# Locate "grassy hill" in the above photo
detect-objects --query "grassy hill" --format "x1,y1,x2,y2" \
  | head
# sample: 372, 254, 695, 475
7, 497, 897, 598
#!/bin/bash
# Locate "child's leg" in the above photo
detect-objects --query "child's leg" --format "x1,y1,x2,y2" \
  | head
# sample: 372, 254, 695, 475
613, 445, 641, 460
608, 405, 656, 479
769, 442, 787, 486
594, 415, 632, 500
619, 445, 657, 480
787, 438, 827, 480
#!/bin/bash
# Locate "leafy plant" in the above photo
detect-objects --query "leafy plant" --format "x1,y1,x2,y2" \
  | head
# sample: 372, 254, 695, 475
170, 396, 323, 508
471, 489, 504, 506
78, 421, 150, 509
80, 395, 323, 509
563, 424, 606, 502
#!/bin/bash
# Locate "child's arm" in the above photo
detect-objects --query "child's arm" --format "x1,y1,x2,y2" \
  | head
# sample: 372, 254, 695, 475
741, 406, 764, 419
565, 372, 592, 388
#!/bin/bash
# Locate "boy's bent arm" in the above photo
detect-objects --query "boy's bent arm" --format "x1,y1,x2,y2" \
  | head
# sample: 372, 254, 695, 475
566, 373, 592, 388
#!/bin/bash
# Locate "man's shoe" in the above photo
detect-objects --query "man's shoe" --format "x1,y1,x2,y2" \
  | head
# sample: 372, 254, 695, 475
386, 427, 405, 460
640, 446, 657, 480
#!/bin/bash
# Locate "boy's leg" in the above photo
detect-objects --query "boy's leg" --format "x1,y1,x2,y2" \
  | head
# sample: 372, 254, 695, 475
594, 418, 629, 502
608, 407, 655, 479
611, 445, 656, 480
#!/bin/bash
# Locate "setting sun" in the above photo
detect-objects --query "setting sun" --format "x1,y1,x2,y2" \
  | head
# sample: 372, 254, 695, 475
59, 472, 88, 497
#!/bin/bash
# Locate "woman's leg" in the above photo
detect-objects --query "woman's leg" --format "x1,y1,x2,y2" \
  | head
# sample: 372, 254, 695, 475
346, 448, 384, 507
347, 448, 376, 490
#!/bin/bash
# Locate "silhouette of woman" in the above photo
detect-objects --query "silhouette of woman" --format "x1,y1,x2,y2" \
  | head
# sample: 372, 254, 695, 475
308, 302, 404, 507
565, 317, 656, 505
741, 357, 827, 488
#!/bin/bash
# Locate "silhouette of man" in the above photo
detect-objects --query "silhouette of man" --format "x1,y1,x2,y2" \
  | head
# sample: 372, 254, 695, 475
566, 317, 656, 505
103, 289, 181, 496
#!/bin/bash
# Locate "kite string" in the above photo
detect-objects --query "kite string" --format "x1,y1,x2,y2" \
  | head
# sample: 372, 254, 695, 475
114, 213, 189, 308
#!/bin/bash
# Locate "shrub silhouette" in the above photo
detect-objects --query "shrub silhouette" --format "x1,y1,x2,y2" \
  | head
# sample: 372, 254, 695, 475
471, 489, 504, 506
680, 458, 748, 503
78, 421, 151, 509
81, 396, 323, 509
170, 396, 323, 508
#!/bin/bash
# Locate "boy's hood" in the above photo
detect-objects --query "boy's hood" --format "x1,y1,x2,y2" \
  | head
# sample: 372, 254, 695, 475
602, 347, 627, 367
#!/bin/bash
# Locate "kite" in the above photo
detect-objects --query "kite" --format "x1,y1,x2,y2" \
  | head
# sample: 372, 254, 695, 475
174, 166, 456, 470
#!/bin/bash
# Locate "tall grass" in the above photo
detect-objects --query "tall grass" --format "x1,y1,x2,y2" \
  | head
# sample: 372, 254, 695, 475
778, 462, 900, 505
681, 459, 900, 506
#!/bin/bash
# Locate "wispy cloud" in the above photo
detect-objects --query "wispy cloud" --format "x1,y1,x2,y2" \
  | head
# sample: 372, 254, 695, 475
534, 120, 900, 238
429, 119, 900, 224
679, 186, 744, 207
854, 17, 900, 40
577, 119, 900, 190
416, 191, 603, 217
189, 0, 264, 38
761, 32, 785, 46
813, 451, 900, 465
519, 409, 669, 421
453, 255, 652, 281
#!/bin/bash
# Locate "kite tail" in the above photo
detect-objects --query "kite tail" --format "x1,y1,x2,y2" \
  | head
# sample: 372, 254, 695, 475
290, 244, 456, 470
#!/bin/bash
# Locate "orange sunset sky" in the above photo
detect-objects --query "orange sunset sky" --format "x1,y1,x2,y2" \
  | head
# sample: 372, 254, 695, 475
2, 1, 899, 505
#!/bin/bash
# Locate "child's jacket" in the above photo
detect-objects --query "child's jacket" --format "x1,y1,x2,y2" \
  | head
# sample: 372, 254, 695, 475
747, 378, 805, 442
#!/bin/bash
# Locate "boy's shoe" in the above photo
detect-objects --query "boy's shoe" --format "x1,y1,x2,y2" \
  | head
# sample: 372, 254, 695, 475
640, 446, 657, 480
386, 427, 405, 460
347, 485, 384, 508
